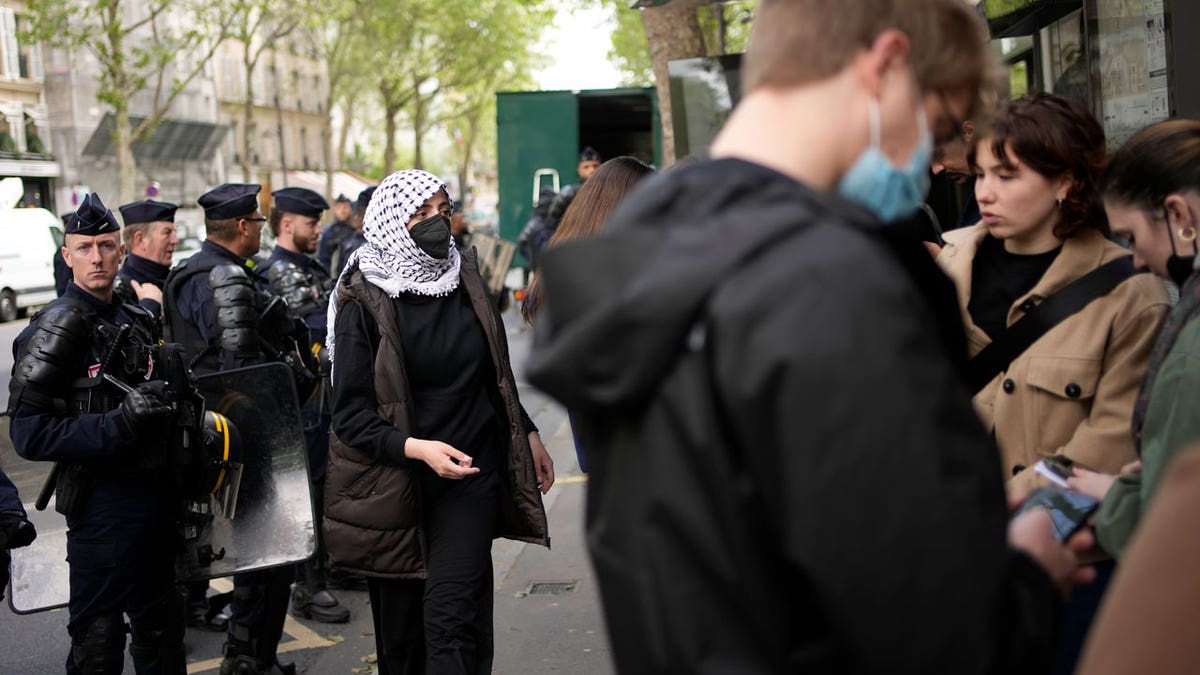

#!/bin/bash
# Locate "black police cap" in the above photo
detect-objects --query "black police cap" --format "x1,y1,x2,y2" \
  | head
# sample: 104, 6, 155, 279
579, 146, 601, 162
118, 199, 178, 226
272, 187, 329, 219
68, 193, 120, 236
198, 183, 261, 220
334, 193, 351, 203
354, 186, 377, 212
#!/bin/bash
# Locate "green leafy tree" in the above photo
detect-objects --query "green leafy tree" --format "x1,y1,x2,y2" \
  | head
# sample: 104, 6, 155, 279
23, 0, 233, 202
225, 0, 308, 183
359, 0, 556, 174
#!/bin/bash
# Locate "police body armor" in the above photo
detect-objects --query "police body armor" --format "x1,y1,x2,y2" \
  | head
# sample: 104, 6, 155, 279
165, 259, 318, 399
4, 297, 244, 613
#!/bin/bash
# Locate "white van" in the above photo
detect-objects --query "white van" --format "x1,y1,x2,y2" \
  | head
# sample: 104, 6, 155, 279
0, 207, 62, 322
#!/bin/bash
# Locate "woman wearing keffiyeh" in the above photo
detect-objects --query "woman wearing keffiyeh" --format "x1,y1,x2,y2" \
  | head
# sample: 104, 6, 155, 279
324, 169, 553, 673
1068, 120, 1200, 561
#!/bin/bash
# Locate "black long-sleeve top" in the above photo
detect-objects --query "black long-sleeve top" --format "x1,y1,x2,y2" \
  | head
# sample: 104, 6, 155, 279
331, 284, 536, 474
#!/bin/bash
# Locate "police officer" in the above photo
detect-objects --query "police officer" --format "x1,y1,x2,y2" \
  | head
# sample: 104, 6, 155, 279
9, 192, 185, 673
331, 186, 375, 276
114, 199, 178, 315
264, 187, 349, 624
163, 183, 301, 675
0, 464, 37, 601
54, 212, 74, 297
546, 146, 602, 228
316, 194, 353, 270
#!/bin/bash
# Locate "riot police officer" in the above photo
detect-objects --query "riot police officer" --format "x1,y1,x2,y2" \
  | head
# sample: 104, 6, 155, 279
114, 199, 179, 314
316, 194, 353, 270
264, 187, 349, 624
163, 183, 307, 675
8, 193, 185, 673
330, 186, 374, 276
0, 464, 36, 600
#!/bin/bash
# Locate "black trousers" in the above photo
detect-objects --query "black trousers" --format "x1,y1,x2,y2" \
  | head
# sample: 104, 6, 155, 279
368, 469, 500, 675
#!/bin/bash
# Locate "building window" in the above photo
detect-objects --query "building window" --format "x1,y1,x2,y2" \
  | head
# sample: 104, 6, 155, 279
24, 113, 45, 154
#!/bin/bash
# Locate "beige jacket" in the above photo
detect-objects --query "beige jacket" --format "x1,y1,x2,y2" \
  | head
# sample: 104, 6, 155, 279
938, 224, 1169, 498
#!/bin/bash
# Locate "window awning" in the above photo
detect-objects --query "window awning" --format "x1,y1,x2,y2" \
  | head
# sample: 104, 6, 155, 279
82, 113, 228, 162
985, 0, 1082, 38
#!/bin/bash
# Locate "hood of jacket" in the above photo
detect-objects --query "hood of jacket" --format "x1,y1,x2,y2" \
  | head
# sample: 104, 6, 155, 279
526, 158, 878, 412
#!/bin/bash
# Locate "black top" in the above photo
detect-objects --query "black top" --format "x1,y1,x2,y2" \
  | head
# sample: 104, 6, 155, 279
331, 284, 535, 474
968, 235, 1061, 340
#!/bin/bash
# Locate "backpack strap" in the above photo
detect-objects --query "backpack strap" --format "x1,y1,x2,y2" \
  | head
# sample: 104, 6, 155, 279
966, 256, 1141, 395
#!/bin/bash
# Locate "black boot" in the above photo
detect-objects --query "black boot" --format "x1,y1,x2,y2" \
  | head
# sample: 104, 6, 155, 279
290, 582, 350, 623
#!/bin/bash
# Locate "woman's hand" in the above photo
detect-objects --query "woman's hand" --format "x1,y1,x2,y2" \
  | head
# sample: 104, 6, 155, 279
1067, 466, 1119, 501
405, 437, 480, 479
529, 432, 555, 495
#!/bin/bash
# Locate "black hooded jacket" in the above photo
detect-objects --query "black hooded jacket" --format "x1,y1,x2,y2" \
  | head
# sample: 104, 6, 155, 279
526, 159, 1060, 674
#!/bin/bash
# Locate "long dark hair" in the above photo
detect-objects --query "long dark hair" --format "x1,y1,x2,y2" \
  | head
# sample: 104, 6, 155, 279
1104, 119, 1200, 211
969, 92, 1108, 238
521, 156, 655, 324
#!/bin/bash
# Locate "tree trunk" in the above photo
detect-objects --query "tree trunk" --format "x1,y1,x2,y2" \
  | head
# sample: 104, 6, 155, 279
641, 4, 705, 166
412, 75, 424, 171
115, 105, 137, 204
241, 46, 255, 182
336, 96, 353, 175
383, 106, 398, 176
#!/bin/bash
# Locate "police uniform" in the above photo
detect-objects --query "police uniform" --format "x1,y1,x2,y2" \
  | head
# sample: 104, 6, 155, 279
8, 193, 185, 674
264, 187, 348, 625
114, 199, 178, 316
163, 183, 309, 675
0, 464, 36, 601
330, 186, 375, 276
316, 194, 353, 270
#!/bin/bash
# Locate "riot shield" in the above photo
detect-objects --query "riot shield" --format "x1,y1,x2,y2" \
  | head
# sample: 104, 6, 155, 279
177, 362, 315, 582
7, 362, 316, 613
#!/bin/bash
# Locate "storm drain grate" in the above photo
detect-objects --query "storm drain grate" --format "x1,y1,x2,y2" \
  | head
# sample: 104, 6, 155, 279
526, 581, 579, 595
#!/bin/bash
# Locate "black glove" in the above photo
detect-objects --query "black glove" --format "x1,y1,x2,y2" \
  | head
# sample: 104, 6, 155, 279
0, 510, 36, 549
118, 381, 174, 432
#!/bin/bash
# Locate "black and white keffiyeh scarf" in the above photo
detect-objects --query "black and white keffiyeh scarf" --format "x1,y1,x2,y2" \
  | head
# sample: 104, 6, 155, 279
327, 169, 459, 362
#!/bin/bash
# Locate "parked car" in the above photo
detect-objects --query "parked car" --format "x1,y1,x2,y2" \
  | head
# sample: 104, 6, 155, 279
0, 207, 63, 322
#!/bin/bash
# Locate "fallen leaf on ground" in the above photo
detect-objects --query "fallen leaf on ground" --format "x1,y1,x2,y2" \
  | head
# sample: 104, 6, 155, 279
327, 634, 345, 644
361, 630, 374, 637
362, 654, 378, 664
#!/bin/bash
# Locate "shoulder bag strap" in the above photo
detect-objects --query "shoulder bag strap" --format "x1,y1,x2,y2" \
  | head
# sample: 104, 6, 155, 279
966, 256, 1140, 395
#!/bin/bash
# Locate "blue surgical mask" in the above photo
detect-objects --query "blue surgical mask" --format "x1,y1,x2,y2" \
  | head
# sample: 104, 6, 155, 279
837, 98, 933, 222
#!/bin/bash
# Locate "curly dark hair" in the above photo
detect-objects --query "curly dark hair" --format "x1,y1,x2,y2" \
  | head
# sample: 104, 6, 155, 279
969, 92, 1108, 238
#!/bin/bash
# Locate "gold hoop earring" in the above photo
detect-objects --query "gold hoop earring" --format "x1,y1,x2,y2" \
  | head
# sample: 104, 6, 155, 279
1179, 227, 1197, 243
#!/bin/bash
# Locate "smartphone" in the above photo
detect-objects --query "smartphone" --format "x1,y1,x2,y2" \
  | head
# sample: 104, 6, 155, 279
1015, 487, 1100, 542
1033, 455, 1093, 488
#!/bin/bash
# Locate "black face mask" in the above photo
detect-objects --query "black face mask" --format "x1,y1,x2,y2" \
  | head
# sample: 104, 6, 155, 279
409, 213, 451, 259
1164, 206, 1199, 287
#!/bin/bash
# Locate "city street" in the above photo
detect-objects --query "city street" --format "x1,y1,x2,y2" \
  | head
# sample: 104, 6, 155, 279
0, 308, 616, 674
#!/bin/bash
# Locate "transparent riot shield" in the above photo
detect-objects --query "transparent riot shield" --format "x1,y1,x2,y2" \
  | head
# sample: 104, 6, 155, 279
7, 362, 316, 613
177, 362, 315, 582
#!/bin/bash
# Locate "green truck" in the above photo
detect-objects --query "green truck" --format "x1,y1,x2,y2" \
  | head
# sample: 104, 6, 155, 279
495, 87, 662, 263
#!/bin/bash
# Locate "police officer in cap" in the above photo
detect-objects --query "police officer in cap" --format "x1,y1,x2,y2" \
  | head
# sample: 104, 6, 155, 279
114, 199, 178, 315
264, 187, 349, 624
163, 183, 303, 675
316, 194, 353, 270
54, 212, 74, 297
9, 192, 185, 673
331, 186, 374, 276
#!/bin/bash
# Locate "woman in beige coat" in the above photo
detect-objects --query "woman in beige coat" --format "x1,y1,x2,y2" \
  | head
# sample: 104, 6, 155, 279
938, 94, 1168, 499
938, 94, 1168, 673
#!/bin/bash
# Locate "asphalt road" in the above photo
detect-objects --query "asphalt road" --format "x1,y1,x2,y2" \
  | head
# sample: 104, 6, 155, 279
0, 307, 614, 674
